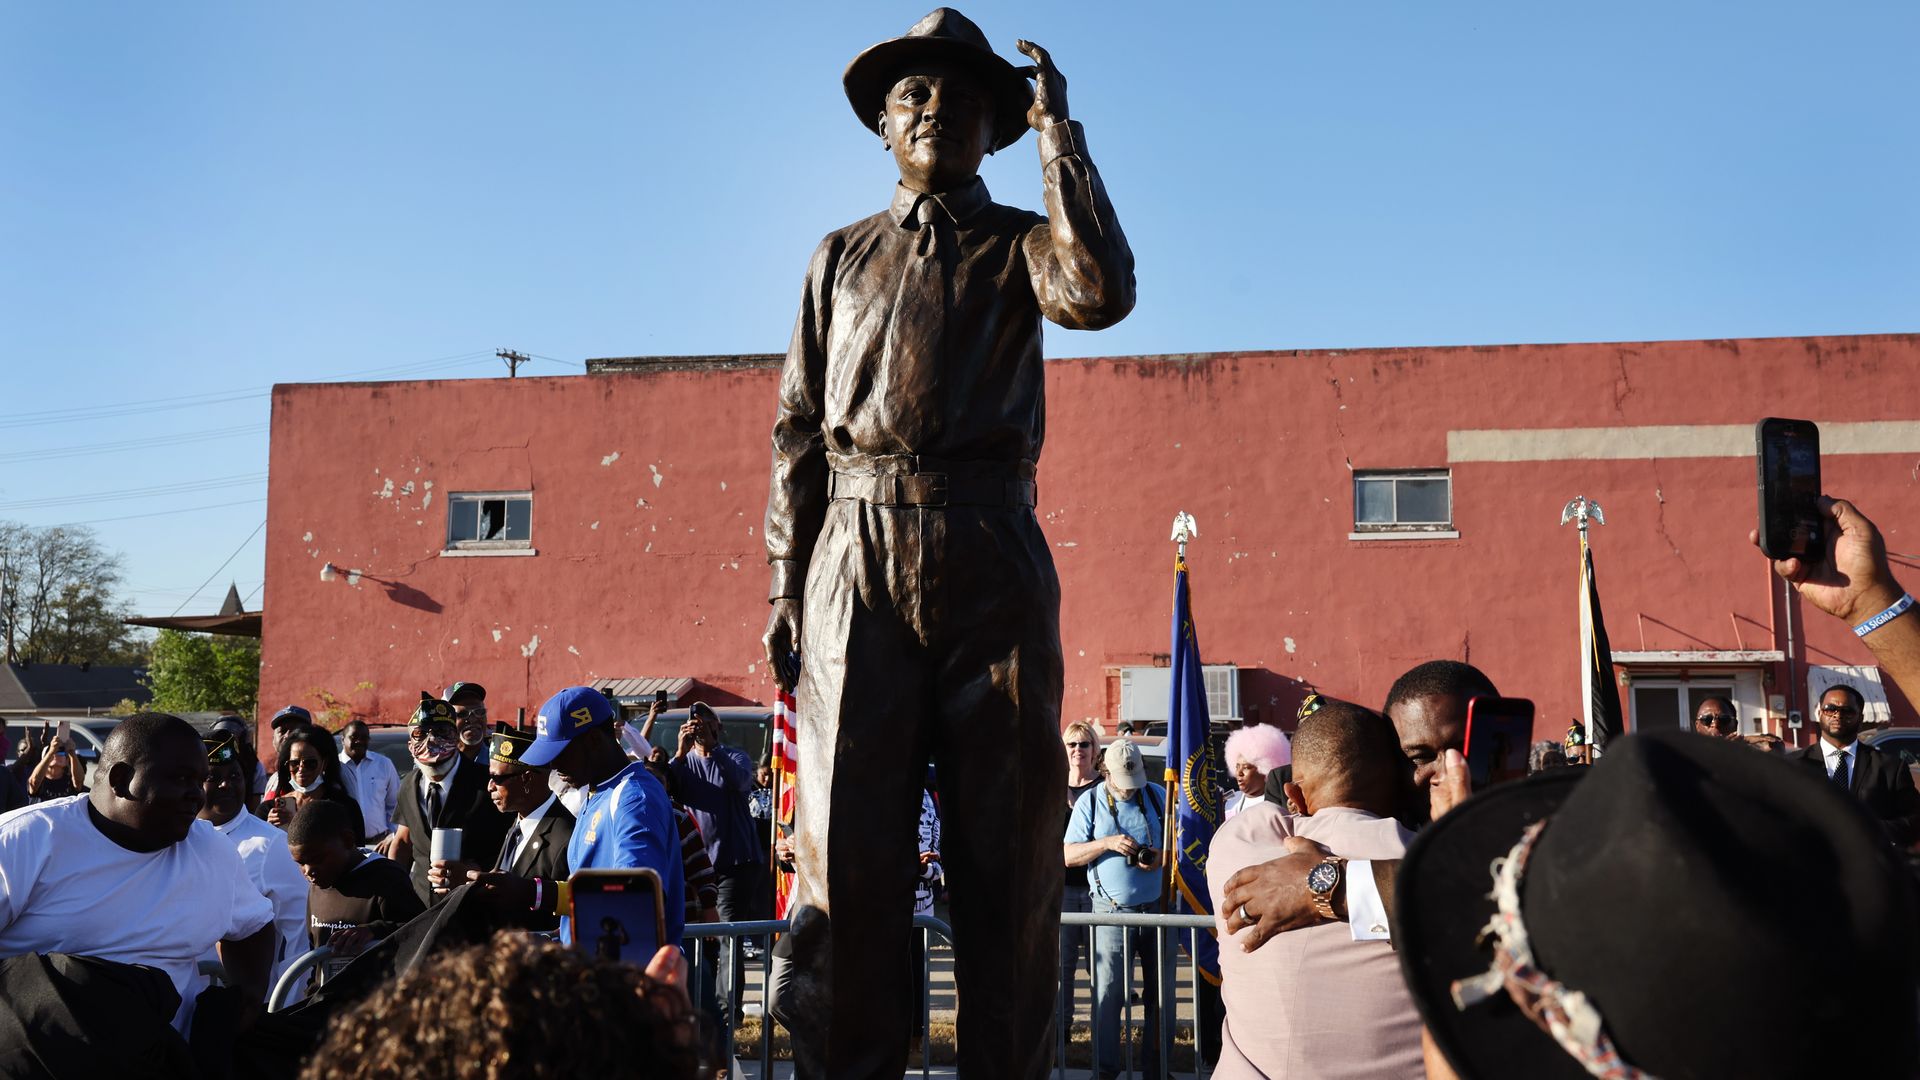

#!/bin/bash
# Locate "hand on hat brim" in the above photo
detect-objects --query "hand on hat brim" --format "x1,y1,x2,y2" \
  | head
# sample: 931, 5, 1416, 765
1013, 39, 1068, 131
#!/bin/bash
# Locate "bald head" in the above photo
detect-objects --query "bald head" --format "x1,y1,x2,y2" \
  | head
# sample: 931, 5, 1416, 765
101, 712, 203, 772
1287, 701, 1405, 817
92, 712, 208, 852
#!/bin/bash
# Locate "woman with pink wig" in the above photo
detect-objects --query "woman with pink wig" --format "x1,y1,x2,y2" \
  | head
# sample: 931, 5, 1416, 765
1222, 724, 1292, 819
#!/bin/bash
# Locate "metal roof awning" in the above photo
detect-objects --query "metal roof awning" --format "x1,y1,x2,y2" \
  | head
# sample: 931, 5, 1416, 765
590, 676, 695, 704
124, 612, 263, 638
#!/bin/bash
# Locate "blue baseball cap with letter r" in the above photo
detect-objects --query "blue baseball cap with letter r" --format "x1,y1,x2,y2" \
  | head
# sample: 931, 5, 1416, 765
519, 685, 616, 768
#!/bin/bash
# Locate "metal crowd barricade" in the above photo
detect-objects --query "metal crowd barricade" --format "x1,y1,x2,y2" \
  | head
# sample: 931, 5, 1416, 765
1056, 911, 1216, 1080
270, 911, 1214, 1076
681, 914, 957, 1079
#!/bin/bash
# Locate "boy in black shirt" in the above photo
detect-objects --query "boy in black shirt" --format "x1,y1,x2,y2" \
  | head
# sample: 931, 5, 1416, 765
288, 800, 424, 957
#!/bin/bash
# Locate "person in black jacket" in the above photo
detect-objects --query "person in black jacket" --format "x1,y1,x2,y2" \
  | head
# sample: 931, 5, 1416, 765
386, 694, 511, 905
430, 726, 574, 931
1793, 683, 1920, 845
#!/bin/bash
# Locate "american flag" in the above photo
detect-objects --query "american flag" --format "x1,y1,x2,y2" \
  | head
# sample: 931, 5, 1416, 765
772, 682, 799, 918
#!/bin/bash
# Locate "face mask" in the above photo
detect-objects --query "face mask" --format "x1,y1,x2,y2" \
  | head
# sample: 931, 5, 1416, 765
412, 733, 458, 768
290, 774, 325, 794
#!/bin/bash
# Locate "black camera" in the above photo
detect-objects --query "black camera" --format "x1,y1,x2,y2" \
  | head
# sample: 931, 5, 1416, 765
1130, 846, 1157, 868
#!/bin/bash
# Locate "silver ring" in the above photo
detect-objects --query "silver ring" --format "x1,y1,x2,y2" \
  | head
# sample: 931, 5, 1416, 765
1237, 904, 1249, 923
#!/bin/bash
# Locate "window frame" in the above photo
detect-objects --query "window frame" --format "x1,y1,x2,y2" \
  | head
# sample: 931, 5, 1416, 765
443, 490, 535, 555
1349, 469, 1458, 539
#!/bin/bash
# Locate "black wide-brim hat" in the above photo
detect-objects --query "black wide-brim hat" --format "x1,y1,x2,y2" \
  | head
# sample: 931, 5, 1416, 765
1398, 729, 1919, 1079
843, 8, 1033, 153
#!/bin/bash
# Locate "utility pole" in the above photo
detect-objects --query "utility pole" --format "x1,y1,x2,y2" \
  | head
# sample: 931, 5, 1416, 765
496, 349, 530, 378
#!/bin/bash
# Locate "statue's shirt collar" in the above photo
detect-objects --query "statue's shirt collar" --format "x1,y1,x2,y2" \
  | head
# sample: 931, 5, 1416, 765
890, 177, 991, 228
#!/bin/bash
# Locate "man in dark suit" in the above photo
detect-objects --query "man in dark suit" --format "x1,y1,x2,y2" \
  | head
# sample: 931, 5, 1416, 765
389, 694, 511, 905
1795, 683, 1920, 845
430, 726, 575, 931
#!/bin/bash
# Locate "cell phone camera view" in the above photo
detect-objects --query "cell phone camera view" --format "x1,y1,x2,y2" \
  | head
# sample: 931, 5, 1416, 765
1756, 417, 1823, 564
568, 868, 667, 965
1463, 696, 1535, 789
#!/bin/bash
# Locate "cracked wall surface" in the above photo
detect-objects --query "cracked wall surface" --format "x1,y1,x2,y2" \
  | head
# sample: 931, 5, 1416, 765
261, 335, 1920, 736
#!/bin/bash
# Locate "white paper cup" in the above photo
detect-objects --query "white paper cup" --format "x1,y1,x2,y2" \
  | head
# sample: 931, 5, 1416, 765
430, 827, 463, 863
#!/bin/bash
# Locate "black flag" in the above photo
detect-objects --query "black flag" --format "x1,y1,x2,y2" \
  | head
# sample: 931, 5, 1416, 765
1581, 536, 1625, 753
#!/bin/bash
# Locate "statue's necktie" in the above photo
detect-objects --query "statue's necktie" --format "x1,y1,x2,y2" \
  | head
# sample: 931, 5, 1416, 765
887, 198, 951, 447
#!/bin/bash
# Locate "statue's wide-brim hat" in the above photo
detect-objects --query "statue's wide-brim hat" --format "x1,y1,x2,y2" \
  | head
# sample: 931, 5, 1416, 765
843, 8, 1033, 153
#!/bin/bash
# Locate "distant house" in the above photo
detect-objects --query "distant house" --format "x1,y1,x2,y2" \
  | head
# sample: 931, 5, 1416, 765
0, 663, 150, 716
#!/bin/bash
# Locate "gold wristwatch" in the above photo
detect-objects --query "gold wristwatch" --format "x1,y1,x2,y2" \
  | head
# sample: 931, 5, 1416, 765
1306, 856, 1347, 921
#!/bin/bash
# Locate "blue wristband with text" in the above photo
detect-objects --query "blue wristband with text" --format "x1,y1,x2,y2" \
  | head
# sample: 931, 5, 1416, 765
1855, 593, 1915, 639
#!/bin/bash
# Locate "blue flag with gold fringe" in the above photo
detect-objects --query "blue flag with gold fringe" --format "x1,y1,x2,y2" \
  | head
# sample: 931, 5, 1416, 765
1167, 557, 1222, 984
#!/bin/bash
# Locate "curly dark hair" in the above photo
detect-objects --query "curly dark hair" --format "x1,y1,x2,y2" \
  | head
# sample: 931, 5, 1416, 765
302, 931, 700, 1080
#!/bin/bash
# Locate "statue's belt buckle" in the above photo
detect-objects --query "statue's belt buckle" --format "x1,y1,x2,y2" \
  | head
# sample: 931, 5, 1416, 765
899, 472, 949, 506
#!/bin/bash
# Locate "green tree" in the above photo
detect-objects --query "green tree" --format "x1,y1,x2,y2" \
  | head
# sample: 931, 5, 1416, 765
143, 628, 260, 715
0, 521, 143, 665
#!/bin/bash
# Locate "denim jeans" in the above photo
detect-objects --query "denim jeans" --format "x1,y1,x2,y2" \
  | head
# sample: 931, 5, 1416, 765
1090, 897, 1160, 1078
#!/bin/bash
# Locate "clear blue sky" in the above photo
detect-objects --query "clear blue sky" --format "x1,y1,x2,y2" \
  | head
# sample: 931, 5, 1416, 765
2, 1, 1915, 622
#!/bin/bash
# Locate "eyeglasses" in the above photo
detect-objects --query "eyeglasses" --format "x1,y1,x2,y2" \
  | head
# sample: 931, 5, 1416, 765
1064, 741, 1092, 750
1696, 713, 1735, 727
485, 772, 521, 787
1819, 705, 1862, 718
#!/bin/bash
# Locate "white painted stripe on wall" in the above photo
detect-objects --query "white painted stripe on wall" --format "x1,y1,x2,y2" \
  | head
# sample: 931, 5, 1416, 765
1448, 421, 1920, 463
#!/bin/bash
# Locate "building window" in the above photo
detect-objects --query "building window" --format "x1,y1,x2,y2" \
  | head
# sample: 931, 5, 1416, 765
1352, 470, 1453, 535
1117, 664, 1242, 726
446, 492, 533, 552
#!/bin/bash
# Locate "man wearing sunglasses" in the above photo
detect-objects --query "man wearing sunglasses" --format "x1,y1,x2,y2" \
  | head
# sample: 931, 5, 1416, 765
388, 694, 512, 904
1792, 683, 1920, 845
1691, 697, 1743, 741
429, 727, 574, 931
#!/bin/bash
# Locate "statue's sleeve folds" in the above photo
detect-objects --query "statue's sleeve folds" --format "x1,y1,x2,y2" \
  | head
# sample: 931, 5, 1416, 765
764, 235, 836, 601
1024, 120, 1136, 331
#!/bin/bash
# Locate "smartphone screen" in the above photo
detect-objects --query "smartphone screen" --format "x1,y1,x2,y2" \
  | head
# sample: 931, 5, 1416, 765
1756, 418, 1823, 563
55, 720, 70, 746
568, 868, 667, 964
1463, 696, 1535, 788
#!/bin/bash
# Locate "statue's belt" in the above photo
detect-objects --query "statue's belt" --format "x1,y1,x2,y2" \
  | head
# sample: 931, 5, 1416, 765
828, 466, 1036, 508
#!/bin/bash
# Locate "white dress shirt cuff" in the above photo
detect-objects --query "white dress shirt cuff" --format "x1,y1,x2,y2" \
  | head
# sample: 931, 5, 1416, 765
1346, 859, 1392, 942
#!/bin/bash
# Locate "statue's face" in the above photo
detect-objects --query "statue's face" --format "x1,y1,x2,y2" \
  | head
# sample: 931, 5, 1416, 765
880, 61, 995, 193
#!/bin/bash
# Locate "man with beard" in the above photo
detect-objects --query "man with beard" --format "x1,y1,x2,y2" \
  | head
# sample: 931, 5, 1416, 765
447, 682, 491, 764
388, 694, 511, 905
0, 713, 276, 1033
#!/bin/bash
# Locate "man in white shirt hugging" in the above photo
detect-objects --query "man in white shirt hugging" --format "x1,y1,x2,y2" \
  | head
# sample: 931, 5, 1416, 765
0, 713, 275, 1035
1207, 701, 1422, 1079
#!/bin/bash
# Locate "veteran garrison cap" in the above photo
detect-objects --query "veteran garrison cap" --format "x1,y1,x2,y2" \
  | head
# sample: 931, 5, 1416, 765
491, 725, 538, 767
410, 692, 456, 727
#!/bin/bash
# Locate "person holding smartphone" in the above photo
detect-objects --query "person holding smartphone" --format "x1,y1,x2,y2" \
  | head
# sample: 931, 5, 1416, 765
26, 734, 83, 803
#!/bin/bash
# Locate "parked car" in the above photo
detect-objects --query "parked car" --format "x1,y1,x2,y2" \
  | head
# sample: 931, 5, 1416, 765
367, 726, 415, 776
3, 716, 111, 769
1861, 727, 1920, 787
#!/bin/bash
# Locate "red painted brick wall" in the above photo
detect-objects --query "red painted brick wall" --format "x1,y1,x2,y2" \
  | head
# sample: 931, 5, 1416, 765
261, 334, 1920, 745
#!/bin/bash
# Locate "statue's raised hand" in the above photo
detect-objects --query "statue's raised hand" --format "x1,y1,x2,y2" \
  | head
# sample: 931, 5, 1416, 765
1016, 40, 1069, 131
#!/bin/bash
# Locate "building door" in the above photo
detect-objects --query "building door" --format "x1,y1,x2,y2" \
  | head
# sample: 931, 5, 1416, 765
1627, 671, 1765, 734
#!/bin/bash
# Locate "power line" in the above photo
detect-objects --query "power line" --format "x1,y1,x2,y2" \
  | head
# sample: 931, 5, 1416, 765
0, 424, 270, 465
241, 581, 264, 608
0, 349, 500, 430
51, 498, 265, 527
171, 519, 266, 617
0, 473, 267, 512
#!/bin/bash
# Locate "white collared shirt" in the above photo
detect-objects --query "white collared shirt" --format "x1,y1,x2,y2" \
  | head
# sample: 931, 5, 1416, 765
415, 754, 462, 810
339, 750, 401, 839
1822, 738, 1859, 782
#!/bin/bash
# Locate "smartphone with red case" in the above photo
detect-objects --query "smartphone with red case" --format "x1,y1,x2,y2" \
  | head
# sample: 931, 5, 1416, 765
1463, 696, 1535, 788
568, 867, 667, 965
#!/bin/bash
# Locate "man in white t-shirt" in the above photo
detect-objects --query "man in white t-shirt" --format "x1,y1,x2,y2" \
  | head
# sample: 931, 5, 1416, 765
0, 713, 275, 1033
200, 734, 309, 1002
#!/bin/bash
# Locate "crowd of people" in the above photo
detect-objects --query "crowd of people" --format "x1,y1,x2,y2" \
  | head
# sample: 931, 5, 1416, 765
0, 493, 1916, 1078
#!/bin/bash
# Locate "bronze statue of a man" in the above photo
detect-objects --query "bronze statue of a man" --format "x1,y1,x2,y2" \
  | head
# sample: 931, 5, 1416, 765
762, 8, 1133, 1076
